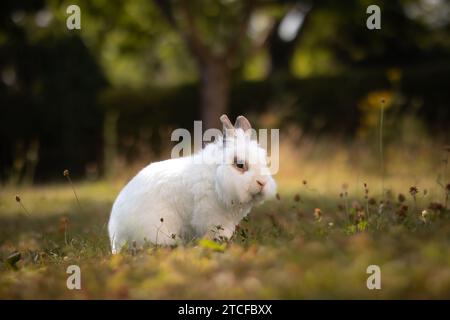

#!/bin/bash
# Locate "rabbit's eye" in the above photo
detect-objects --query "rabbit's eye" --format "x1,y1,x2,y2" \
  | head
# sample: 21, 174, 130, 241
233, 158, 248, 172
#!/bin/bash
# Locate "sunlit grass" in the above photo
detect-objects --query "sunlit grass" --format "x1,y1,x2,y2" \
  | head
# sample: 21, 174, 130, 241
0, 137, 449, 299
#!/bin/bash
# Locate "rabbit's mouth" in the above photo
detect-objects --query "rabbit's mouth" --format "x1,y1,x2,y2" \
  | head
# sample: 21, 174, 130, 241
251, 191, 264, 202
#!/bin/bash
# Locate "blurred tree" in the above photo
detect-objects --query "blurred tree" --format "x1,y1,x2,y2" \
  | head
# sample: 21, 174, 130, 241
50, 0, 316, 128
0, 0, 106, 183
153, 0, 255, 128
2, 0, 450, 182
290, 0, 450, 75
49, 0, 195, 87
151, 0, 321, 127
267, 2, 313, 77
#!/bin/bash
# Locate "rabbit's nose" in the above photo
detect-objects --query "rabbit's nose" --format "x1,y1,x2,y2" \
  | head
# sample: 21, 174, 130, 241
256, 180, 266, 188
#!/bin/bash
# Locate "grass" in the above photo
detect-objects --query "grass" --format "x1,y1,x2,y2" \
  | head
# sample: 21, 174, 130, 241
0, 137, 450, 299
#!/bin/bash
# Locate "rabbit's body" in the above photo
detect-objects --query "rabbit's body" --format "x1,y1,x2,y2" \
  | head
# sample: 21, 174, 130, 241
108, 115, 276, 253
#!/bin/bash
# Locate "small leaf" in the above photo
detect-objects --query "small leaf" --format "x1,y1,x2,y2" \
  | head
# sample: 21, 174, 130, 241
357, 220, 368, 232
198, 239, 226, 252
5, 251, 21, 270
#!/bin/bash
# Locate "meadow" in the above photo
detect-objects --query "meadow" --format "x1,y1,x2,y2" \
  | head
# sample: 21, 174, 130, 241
0, 133, 449, 299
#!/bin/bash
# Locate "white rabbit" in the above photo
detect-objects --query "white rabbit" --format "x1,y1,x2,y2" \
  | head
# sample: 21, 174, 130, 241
108, 115, 276, 253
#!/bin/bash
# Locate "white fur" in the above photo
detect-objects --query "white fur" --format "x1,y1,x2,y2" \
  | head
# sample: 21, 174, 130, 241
108, 128, 276, 253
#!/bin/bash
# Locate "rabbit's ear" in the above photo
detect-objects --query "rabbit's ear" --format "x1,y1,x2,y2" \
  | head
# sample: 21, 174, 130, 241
220, 114, 234, 130
220, 115, 234, 147
234, 115, 252, 132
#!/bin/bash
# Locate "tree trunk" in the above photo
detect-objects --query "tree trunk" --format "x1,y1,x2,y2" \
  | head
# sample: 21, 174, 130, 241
199, 58, 230, 129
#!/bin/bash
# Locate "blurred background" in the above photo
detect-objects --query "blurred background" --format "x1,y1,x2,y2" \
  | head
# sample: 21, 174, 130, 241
1, 0, 450, 299
1, 0, 449, 185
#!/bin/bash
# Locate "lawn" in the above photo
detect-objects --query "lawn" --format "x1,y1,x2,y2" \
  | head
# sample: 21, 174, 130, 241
1, 140, 449, 299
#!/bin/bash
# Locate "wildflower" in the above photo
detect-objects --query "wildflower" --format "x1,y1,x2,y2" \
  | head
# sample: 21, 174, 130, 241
398, 193, 406, 203
378, 202, 385, 214
63, 168, 81, 210
314, 208, 322, 220
396, 204, 408, 218
58, 217, 68, 234
294, 194, 300, 202
409, 186, 419, 197
421, 210, 429, 223
428, 202, 444, 212
15, 194, 30, 215
368, 198, 377, 206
